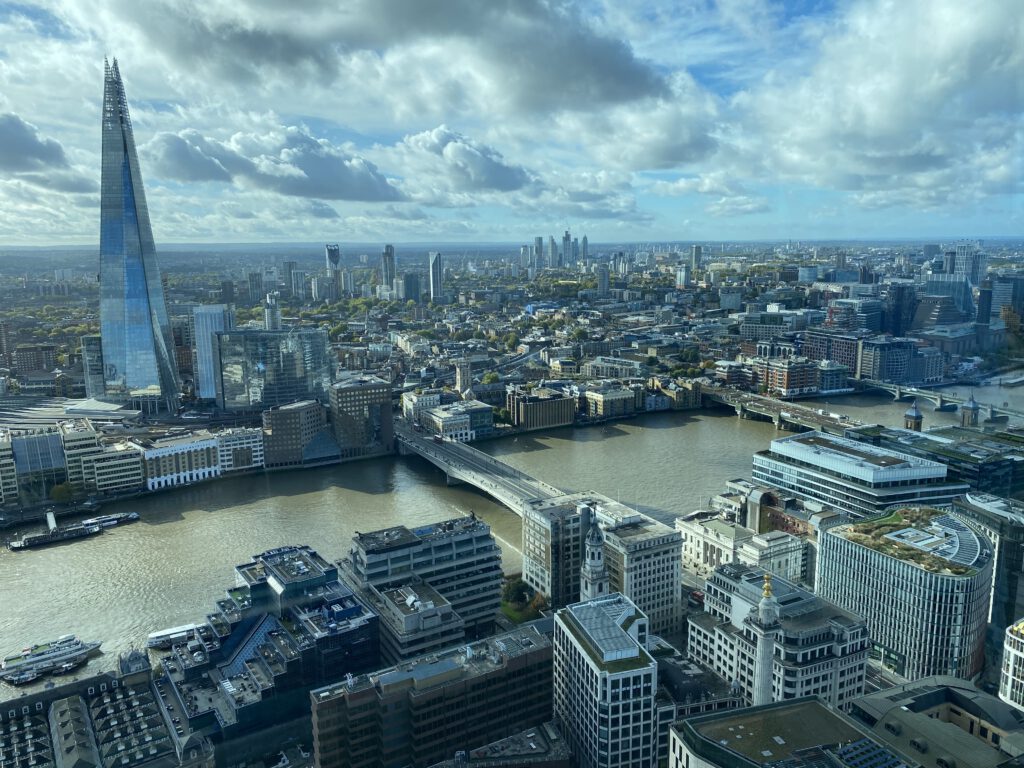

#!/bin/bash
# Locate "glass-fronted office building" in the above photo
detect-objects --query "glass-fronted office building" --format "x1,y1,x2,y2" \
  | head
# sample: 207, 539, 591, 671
213, 329, 333, 411
97, 59, 180, 412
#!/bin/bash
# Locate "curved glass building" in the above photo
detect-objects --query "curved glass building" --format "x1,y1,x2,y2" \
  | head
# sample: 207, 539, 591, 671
98, 59, 179, 412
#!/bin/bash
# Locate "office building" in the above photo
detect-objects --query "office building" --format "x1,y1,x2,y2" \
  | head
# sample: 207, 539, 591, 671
950, 494, 1024, 672
851, 676, 1024, 768
1001, 620, 1024, 713
429, 251, 443, 303
688, 564, 868, 709
581, 234, 588, 261
602, 516, 682, 635
342, 516, 503, 635
58, 419, 145, 497
954, 242, 988, 286
367, 579, 465, 663
133, 433, 220, 491
522, 492, 681, 632
561, 231, 571, 268
97, 60, 179, 412
752, 432, 970, 518
262, 400, 339, 469
212, 328, 332, 411
151, 546, 379, 764
380, 244, 396, 288
506, 386, 576, 431
846, 424, 1024, 499
553, 594, 660, 768
81, 334, 106, 400
247, 271, 265, 304
523, 494, 597, 609
670, 698, 906, 768
311, 627, 552, 768
817, 507, 992, 679
189, 305, 235, 400
290, 269, 308, 300
215, 427, 265, 473
0, 431, 16, 507
402, 272, 422, 303
419, 400, 494, 442
328, 374, 394, 460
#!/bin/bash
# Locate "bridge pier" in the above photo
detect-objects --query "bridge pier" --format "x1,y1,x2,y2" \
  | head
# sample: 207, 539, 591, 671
444, 472, 465, 487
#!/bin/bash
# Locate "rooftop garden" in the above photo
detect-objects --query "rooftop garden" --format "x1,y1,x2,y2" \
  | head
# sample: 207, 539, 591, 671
843, 507, 975, 576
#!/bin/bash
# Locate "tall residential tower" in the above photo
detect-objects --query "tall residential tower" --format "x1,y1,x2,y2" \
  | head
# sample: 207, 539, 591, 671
97, 59, 179, 412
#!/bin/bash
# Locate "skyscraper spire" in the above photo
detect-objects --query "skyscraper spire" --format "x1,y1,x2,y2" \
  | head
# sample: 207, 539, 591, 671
97, 59, 179, 413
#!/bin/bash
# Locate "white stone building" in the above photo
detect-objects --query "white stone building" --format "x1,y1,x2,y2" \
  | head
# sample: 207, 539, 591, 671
215, 428, 264, 472
688, 564, 869, 709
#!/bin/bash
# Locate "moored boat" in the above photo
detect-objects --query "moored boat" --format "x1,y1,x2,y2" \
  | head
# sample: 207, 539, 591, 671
81, 512, 140, 528
1, 635, 102, 674
146, 623, 199, 649
8, 523, 102, 551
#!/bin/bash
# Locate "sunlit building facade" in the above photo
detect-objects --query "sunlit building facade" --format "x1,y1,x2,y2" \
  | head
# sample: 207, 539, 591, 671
97, 59, 179, 412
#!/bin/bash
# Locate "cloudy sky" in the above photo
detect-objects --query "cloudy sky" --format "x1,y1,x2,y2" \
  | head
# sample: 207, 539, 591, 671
0, 0, 1021, 245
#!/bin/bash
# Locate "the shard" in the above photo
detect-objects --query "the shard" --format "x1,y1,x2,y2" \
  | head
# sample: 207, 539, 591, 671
98, 58, 179, 411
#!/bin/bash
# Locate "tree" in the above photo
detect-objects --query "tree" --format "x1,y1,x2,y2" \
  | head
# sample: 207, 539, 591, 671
502, 578, 532, 607
503, 332, 519, 350
482, 371, 500, 385
49, 483, 74, 504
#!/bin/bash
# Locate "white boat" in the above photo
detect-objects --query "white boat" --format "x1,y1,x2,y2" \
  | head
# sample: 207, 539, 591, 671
81, 512, 140, 528
147, 623, 199, 649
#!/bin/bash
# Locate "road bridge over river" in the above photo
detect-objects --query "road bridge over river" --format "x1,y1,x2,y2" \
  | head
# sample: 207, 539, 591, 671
395, 423, 562, 515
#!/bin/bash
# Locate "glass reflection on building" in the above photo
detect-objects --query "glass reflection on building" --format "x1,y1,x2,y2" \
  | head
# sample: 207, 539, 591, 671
213, 329, 333, 411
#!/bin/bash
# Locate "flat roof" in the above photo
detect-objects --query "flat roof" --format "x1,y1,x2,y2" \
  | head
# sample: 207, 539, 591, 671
691, 699, 864, 764
355, 517, 490, 553
834, 507, 990, 572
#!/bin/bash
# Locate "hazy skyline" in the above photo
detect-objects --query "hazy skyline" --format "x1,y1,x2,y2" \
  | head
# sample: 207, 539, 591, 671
0, 0, 1021, 245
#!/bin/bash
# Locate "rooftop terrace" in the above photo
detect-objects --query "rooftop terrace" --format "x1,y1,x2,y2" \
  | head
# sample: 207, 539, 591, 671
836, 507, 990, 574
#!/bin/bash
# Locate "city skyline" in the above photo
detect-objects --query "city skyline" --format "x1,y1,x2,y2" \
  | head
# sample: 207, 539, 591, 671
0, 1, 1019, 246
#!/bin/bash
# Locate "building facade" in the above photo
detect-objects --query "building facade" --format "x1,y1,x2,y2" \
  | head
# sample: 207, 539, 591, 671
752, 432, 970, 518
342, 517, 502, 635
328, 375, 394, 460
311, 627, 552, 768
135, 433, 220, 491
553, 594, 661, 768
816, 507, 992, 680
97, 60, 180, 412
190, 305, 235, 400
212, 329, 332, 411
688, 564, 868, 709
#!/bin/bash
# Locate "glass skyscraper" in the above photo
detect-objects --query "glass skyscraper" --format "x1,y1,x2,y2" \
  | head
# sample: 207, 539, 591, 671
212, 329, 333, 411
98, 59, 179, 411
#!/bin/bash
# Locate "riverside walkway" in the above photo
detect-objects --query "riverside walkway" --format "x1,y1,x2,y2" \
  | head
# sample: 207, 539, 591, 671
395, 422, 562, 515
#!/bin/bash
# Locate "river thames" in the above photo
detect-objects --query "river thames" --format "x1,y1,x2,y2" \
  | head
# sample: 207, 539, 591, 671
1, 386, 1022, 687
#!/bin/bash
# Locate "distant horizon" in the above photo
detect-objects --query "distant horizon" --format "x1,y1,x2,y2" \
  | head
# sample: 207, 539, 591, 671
1, 233, 1023, 254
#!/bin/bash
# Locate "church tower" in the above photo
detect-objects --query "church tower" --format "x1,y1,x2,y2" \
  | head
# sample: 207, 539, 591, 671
961, 392, 980, 428
580, 522, 609, 601
904, 399, 923, 431
750, 572, 781, 707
